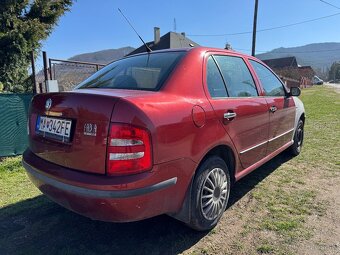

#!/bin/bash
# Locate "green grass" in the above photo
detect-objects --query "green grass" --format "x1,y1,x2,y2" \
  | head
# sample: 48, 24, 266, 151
0, 86, 339, 255
0, 157, 40, 208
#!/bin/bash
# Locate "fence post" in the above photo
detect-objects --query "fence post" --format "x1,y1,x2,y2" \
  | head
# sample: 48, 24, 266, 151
39, 82, 43, 93
49, 58, 53, 80
30, 51, 37, 94
43, 51, 49, 84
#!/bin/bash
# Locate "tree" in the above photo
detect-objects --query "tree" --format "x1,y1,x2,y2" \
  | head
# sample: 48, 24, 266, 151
0, 0, 73, 92
328, 62, 340, 82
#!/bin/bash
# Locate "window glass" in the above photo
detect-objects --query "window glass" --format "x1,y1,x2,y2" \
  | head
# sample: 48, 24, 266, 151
249, 60, 285, 96
76, 52, 185, 91
214, 56, 258, 97
206, 56, 228, 98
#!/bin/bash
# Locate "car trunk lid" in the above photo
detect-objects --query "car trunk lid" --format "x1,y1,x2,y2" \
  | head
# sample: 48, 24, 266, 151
28, 90, 119, 174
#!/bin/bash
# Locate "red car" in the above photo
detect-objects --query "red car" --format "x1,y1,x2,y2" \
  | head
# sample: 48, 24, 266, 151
23, 47, 305, 231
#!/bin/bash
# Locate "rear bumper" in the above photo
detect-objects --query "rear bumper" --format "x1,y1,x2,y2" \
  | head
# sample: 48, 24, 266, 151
22, 149, 195, 222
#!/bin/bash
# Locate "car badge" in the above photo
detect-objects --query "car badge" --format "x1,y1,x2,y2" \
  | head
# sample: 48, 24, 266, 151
84, 123, 97, 137
45, 98, 52, 111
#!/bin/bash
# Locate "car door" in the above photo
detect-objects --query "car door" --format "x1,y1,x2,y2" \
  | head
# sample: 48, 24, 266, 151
249, 60, 296, 153
204, 53, 270, 169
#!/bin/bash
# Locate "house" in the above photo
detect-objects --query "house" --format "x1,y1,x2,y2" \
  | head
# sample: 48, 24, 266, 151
127, 27, 200, 56
262, 56, 315, 88
263, 56, 298, 69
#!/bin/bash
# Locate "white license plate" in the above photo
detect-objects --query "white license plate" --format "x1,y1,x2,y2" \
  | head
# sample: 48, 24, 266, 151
36, 116, 72, 142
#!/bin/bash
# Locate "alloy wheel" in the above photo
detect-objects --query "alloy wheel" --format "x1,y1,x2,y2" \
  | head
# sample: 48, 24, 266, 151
200, 167, 229, 221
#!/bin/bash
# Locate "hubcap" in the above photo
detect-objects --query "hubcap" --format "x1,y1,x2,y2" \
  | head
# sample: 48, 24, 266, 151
200, 168, 229, 221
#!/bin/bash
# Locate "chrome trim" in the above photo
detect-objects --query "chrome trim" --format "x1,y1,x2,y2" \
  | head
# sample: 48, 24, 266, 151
109, 152, 144, 160
110, 139, 143, 146
45, 98, 52, 111
240, 128, 295, 154
23, 160, 177, 198
240, 140, 268, 154
223, 112, 237, 120
268, 128, 294, 142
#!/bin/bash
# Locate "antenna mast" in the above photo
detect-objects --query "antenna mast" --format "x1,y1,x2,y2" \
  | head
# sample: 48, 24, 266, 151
118, 8, 152, 53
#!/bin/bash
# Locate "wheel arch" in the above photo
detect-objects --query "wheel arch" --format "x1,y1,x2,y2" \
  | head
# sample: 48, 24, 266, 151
196, 144, 236, 185
300, 112, 305, 122
170, 144, 237, 224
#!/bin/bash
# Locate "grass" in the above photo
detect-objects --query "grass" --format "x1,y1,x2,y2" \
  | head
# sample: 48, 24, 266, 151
0, 86, 339, 255
0, 157, 40, 208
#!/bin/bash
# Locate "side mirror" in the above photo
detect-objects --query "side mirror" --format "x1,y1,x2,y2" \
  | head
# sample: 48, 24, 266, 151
289, 87, 301, 97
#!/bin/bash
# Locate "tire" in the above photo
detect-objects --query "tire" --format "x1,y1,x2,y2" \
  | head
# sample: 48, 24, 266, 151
188, 156, 231, 231
289, 119, 304, 156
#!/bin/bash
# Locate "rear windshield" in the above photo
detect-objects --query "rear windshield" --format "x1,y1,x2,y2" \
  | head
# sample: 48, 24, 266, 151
75, 51, 185, 91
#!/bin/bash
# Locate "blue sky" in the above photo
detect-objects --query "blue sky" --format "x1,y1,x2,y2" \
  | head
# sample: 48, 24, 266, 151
41, 0, 340, 59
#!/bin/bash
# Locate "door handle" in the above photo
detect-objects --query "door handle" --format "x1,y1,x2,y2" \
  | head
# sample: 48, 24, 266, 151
224, 112, 237, 120
269, 106, 277, 113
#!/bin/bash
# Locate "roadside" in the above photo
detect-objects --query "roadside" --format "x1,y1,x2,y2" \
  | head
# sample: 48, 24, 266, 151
324, 82, 340, 93
0, 86, 339, 255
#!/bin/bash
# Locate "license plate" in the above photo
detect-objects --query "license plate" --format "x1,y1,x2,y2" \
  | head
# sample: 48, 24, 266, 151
35, 116, 72, 142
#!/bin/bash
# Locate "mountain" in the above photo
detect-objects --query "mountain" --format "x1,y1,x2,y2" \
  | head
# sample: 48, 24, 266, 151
256, 42, 340, 72
69, 46, 135, 64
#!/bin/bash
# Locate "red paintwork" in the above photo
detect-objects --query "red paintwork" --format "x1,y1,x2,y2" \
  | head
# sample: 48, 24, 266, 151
23, 47, 297, 223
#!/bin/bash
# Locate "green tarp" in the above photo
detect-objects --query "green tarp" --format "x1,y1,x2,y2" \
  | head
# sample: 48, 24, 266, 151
0, 94, 33, 157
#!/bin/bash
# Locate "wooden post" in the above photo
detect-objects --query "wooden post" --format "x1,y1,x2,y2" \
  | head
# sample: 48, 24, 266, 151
49, 58, 53, 80
39, 82, 43, 93
42, 51, 49, 92
30, 51, 37, 94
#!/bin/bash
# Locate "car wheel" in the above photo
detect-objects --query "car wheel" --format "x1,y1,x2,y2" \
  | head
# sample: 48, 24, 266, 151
188, 156, 230, 231
289, 119, 304, 156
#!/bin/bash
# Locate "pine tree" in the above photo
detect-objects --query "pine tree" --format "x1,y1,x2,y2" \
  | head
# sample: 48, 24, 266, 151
0, 0, 73, 92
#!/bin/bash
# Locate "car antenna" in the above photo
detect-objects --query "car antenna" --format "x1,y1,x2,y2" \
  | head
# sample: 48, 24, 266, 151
118, 8, 152, 53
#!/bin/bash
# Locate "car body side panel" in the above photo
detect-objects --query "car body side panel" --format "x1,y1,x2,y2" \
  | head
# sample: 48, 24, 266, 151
265, 96, 296, 152
201, 51, 270, 169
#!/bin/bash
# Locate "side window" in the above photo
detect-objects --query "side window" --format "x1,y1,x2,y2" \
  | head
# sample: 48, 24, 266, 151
214, 55, 258, 97
206, 56, 228, 98
250, 60, 286, 97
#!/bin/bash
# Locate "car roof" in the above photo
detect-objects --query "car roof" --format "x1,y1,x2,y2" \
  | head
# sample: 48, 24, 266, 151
125, 46, 252, 58
111, 46, 264, 68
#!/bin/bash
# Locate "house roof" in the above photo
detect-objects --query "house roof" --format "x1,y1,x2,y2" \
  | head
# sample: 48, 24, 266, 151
298, 65, 315, 79
127, 32, 200, 56
262, 56, 298, 69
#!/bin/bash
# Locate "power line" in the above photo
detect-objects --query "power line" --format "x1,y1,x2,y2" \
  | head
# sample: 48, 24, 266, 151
188, 12, 340, 37
319, 0, 340, 9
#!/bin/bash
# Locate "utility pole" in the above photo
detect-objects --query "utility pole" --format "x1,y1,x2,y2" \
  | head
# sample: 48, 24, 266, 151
251, 0, 259, 56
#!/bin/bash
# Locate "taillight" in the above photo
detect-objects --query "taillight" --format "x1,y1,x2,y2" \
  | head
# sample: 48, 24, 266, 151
106, 123, 152, 175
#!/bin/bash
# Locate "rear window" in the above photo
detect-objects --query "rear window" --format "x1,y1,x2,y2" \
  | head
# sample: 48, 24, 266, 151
75, 52, 185, 91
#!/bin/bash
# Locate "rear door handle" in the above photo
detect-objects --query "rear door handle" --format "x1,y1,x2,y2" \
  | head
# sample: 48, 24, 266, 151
269, 106, 277, 113
224, 112, 237, 120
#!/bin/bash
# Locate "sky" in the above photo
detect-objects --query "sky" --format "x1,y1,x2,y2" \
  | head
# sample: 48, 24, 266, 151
41, 0, 340, 60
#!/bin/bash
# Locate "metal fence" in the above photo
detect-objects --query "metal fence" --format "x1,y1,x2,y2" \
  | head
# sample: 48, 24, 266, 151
49, 59, 105, 91
0, 94, 33, 157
